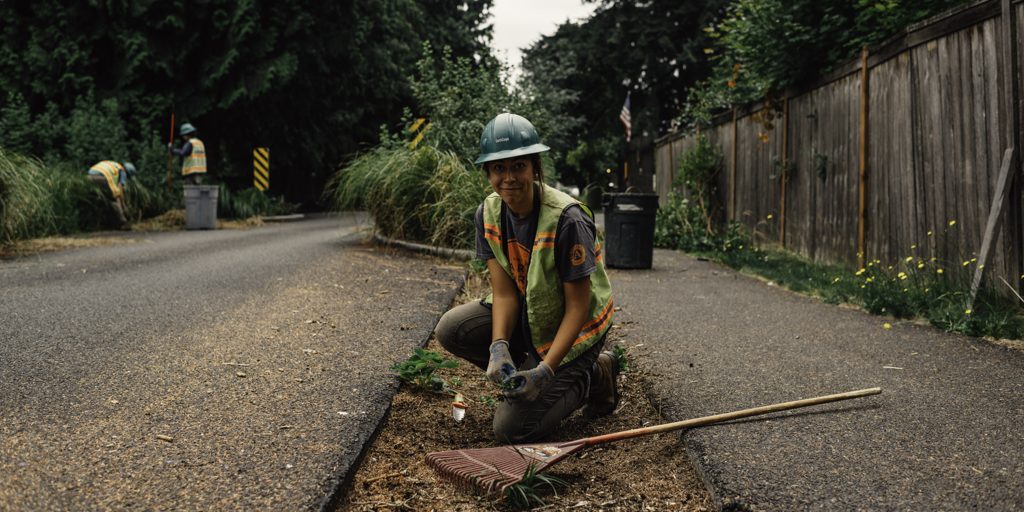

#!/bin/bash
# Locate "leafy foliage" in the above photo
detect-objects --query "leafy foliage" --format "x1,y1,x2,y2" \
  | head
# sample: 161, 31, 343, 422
520, 0, 729, 189
390, 348, 459, 393
681, 0, 969, 127
0, 1, 494, 207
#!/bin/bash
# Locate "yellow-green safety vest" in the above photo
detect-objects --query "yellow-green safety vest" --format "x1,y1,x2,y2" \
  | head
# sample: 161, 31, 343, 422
88, 161, 125, 199
482, 184, 614, 366
182, 138, 207, 176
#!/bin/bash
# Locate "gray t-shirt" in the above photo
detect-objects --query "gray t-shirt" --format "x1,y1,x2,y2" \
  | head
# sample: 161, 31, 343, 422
474, 201, 597, 284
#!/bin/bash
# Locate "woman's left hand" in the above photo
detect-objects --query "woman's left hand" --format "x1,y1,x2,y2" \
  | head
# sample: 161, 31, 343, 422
504, 362, 554, 402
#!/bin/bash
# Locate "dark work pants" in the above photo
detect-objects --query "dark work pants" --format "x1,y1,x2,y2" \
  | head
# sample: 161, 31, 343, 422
434, 300, 603, 443
87, 174, 128, 226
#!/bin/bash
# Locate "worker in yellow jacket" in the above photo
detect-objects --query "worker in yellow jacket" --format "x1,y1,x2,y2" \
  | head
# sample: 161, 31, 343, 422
86, 160, 136, 229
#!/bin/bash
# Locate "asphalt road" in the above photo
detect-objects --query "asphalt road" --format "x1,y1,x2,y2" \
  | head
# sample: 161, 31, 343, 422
611, 249, 1024, 510
0, 215, 465, 510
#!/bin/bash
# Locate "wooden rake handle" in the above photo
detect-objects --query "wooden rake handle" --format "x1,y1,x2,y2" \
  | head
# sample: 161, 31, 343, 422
584, 387, 882, 446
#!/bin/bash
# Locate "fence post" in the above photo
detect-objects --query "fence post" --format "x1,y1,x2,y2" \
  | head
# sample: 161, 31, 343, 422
731, 109, 738, 222
858, 47, 870, 270
780, 98, 790, 247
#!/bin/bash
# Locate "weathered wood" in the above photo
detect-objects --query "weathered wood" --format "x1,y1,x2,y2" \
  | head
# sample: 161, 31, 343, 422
653, 1, 1022, 290
970, 0, 1021, 304
970, 148, 1017, 302
731, 109, 738, 221
780, 98, 789, 246
859, 47, 869, 268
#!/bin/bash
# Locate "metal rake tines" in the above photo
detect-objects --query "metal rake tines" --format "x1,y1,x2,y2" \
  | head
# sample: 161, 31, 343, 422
426, 446, 534, 493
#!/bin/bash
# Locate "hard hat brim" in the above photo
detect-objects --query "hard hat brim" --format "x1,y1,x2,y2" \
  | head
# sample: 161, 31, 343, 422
474, 143, 551, 165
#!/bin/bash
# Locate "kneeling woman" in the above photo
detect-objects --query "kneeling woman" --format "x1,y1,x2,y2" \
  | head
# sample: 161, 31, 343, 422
435, 113, 619, 443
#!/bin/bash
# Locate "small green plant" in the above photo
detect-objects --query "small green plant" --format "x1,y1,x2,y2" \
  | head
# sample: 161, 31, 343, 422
504, 463, 568, 509
479, 395, 498, 408
611, 344, 629, 373
390, 348, 458, 393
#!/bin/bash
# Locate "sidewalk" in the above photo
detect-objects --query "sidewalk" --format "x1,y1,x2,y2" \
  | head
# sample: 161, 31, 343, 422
609, 249, 1024, 510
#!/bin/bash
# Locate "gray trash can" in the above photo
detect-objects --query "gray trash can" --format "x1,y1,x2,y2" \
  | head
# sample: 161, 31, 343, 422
602, 192, 658, 269
184, 185, 218, 230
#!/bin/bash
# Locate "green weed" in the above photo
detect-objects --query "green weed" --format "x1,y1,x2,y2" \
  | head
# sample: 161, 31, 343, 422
611, 344, 629, 373
390, 347, 459, 393
504, 463, 568, 509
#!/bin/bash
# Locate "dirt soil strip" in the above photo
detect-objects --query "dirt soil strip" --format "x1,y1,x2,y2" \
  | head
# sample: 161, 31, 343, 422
335, 271, 714, 511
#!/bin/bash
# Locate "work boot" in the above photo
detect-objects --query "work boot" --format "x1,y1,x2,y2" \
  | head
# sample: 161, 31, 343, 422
583, 350, 620, 418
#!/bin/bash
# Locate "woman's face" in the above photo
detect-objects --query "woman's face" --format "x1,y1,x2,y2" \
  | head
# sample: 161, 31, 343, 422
486, 157, 535, 212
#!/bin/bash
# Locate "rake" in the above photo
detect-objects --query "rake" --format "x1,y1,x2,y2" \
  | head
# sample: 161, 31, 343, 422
426, 387, 881, 494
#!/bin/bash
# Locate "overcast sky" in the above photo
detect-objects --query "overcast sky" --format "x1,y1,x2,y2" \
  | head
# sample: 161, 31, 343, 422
489, 0, 598, 75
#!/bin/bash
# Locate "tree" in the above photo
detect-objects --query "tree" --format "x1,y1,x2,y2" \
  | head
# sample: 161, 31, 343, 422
0, 1, 494, 206
519, 0, 728, 189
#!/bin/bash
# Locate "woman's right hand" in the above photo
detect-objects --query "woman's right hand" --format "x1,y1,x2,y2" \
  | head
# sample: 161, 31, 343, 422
485, 340, 516, 385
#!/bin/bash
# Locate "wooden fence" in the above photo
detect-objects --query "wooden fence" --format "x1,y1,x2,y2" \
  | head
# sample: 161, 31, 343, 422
654, 0, 1023, 292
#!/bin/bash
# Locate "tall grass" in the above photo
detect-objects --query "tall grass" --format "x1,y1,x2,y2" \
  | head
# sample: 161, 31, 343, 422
0, 148, 112, 244
326, 144, 489, 249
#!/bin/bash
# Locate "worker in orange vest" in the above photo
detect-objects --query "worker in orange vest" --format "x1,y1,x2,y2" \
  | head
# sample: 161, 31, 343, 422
85, 160, 136, 229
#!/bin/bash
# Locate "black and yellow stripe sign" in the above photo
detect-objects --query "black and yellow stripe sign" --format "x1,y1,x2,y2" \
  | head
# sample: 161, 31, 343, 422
253, 147, 269, 191
407, 118, 431, 149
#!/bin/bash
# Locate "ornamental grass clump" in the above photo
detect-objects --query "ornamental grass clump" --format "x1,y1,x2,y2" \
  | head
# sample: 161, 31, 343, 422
0, 149, 113, 244
325, 143, 487, 248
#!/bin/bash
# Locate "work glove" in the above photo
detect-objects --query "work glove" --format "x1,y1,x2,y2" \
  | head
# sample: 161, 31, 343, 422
504, 362, 554, 402
485, 340, 516, 386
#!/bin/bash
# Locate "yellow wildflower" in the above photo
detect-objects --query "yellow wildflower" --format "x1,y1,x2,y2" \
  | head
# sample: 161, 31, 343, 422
937, 269, 944, 275
962, 260, 970, 267
832, 277, 841, 283
964, 309, 972, 315
866, 277, 874, 283
855, 268, 866, 276
927, 230, 933, 236
883, 323, 892, 329
948, 220, 957, 226
905, 256, 913, 263
911, 244, 917, 249
917, 262, 925, 269
766, 214, 773, 220
898, 272, 908, 280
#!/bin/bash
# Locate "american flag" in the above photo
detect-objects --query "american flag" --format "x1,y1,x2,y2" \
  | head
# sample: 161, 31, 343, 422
619, 92, 632, 142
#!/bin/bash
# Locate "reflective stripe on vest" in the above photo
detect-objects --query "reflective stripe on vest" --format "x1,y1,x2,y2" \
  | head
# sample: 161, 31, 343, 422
88, 161, 124, 199
182, 138, 207, 176
483, 184, 614, 366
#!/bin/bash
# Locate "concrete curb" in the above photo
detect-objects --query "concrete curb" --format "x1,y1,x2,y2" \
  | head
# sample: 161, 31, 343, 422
372, 234, 475, 261
261, 213, 306, 222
